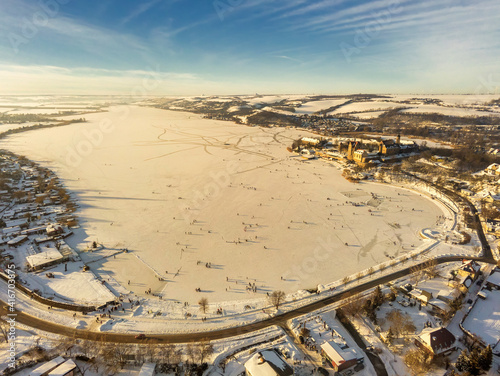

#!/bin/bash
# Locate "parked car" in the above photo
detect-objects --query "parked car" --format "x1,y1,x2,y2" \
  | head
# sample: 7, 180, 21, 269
135, 334, 146, 339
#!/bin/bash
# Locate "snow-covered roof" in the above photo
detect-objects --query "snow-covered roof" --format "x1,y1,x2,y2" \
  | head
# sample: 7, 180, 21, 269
48, 359, 77, 376
320, 341, 358, 365
410, 288, 432, 303
138, 362, 156, 376
7, 235, 27, 245
486, 271, 500, 287
3, 225, 21, 234
428, 299, 448, 312
26, 248, 64, 268
244, 350, 293, 376
418, 327, 455, 354
460, 260, 480, 274
30, 356, 66, 376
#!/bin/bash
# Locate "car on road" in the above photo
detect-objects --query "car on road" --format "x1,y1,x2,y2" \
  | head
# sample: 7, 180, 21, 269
135, 334, 146, 339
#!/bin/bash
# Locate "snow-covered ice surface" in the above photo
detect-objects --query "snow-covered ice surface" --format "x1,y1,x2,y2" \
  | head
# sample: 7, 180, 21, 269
0, 106, 447, 307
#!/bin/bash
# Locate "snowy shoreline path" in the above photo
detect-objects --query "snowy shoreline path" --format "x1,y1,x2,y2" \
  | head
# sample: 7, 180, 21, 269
0, 253, 494, 339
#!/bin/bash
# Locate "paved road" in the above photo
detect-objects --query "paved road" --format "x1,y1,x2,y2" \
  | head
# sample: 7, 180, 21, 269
2, 255, 495, 344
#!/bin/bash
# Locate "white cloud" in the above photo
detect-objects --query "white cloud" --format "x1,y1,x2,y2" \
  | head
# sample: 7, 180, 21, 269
0, 64, 199, 95
121, 0, 163, 25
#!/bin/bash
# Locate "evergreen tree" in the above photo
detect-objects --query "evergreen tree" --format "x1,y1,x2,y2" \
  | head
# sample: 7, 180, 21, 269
467, 348, 481, 376
386, 328, 394, 344
478, 345, 492, 371
455, 349, 469, 372
373, 285, 384, 307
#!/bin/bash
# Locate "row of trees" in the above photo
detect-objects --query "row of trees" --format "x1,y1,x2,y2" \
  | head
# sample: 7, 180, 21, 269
198, 290, 287, 315
56, 337, 213, 376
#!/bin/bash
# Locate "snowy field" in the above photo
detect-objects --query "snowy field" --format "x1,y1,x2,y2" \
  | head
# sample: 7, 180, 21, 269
294, 99, 348, 114
389, 94, 500, 106
328, 101, 406, 115
349, 110, 387, 119
401, 104, 500, 118
1, 106, 445, 305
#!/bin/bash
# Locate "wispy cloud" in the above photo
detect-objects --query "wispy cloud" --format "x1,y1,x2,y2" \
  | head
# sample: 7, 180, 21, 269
274, 55, 304, 64
121, 0, 162, 25
0, 64, 199, 95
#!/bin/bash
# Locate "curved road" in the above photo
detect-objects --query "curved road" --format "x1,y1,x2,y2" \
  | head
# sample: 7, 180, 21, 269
2, 255, 495, 344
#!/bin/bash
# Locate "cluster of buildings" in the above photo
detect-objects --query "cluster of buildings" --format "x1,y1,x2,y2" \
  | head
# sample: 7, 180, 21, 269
293, 135, 420, 167
342, 135, 420, 167
0, 153, 78, 273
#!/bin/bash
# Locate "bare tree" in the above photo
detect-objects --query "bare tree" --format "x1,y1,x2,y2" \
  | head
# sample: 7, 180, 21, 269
100, 343, 129, 373
341, 292, 364, 317
386, 309, 414, 338
143, 343, 158, 362
185, 343, 197, 365
356, 272, 364, 283
404, 348, 431, 375
410, 264, 425, 286
79, 340, 102, 373
158, 344, 182, 365
188, 339, 214, 364
423, 259, 439, 278
342, 276, 351, 285
198, 297, 209, 314
367, 267, 375, 277
268, 290, 286, 310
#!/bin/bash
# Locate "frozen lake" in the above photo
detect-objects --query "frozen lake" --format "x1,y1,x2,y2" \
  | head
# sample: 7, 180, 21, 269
1, 106, 445, 304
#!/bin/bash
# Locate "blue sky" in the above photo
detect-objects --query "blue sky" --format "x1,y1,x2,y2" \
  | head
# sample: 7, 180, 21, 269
0, 0, 499, 95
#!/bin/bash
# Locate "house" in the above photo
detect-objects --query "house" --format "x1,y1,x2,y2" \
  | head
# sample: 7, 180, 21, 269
485, 271, 500, 290
48, 359, 77, 376
29, 356, 66, 376
409, 289, 433, 305
414, 327, 456, 356
26, 247, 66, 271
245, 349, 294, 376
457, 260, 481, 280
320, 341, 363, 372
7, 235, 28, 247
46, 224, 64, 237
457, 274, 474, 293
485, 163, 500, 175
